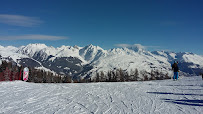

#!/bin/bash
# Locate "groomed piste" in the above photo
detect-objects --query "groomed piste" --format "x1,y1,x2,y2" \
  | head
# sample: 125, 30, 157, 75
0, 76, 202, 114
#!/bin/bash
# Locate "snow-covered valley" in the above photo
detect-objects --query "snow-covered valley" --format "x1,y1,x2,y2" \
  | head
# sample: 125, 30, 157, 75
0, 76, 202, 114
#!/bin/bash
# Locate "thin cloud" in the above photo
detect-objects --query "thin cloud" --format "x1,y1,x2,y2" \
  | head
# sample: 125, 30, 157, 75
146, 45, 160, 49
115, 43, 160, 51
115, 44, 145, 49
115, 44, 132, 48
0, 14, 43, 27
0, 35, 68, 40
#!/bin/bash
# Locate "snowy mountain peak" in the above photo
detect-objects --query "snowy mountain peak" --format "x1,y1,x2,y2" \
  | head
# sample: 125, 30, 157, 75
17, 43, 48, 57
79, 44, 107, 62
58, 45, 71, 50
27, 43, 48, 49
82, 44, 106, 52
86, 44, 98, 49
88, 44, 94, 47
116, 44, 146, 53
73, 45, 80, 49
152, 51, 169, 57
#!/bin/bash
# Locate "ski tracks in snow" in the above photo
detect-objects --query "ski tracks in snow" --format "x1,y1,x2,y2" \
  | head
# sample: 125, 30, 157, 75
0, 76, 203, 114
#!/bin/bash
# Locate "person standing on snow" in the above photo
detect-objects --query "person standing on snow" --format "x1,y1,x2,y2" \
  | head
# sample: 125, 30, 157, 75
172, 61, 179, 81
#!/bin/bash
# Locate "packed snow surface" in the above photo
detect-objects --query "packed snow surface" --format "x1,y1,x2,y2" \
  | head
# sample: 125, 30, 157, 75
0, 76, 202, 114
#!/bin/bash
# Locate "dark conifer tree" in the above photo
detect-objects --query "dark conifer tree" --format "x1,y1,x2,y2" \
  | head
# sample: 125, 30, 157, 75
96, 72, 100, 82
150, 70, 155, 80
119, 68, 124, 82
100, 71, 105, 82
134, 68, 139, 81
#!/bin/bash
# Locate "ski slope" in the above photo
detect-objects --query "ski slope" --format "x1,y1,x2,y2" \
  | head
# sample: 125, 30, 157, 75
0, 76, 202, 114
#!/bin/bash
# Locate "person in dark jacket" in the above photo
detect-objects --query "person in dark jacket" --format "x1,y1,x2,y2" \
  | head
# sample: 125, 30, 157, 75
172, 61, 179, 80
202, 73, 203, 80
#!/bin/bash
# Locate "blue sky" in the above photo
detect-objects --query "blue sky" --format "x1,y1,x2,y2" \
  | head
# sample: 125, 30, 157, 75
0, 0, 203, 54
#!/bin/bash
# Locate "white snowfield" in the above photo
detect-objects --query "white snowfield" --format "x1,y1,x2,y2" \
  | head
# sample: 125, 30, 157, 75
0, 76, 202, 114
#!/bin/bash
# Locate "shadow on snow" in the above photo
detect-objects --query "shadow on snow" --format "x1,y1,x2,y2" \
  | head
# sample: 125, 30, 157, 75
179, 89, 202, 91
147, 92, 203, 106
162, 99, 203, 106
147, 92, 203, 96
166, 84, 202, 87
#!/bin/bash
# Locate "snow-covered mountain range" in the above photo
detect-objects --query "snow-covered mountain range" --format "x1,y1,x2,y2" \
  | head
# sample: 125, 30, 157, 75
0, 43, 203, 78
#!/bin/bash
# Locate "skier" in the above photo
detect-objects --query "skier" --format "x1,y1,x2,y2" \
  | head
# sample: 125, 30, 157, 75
172, 61, 179, 81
